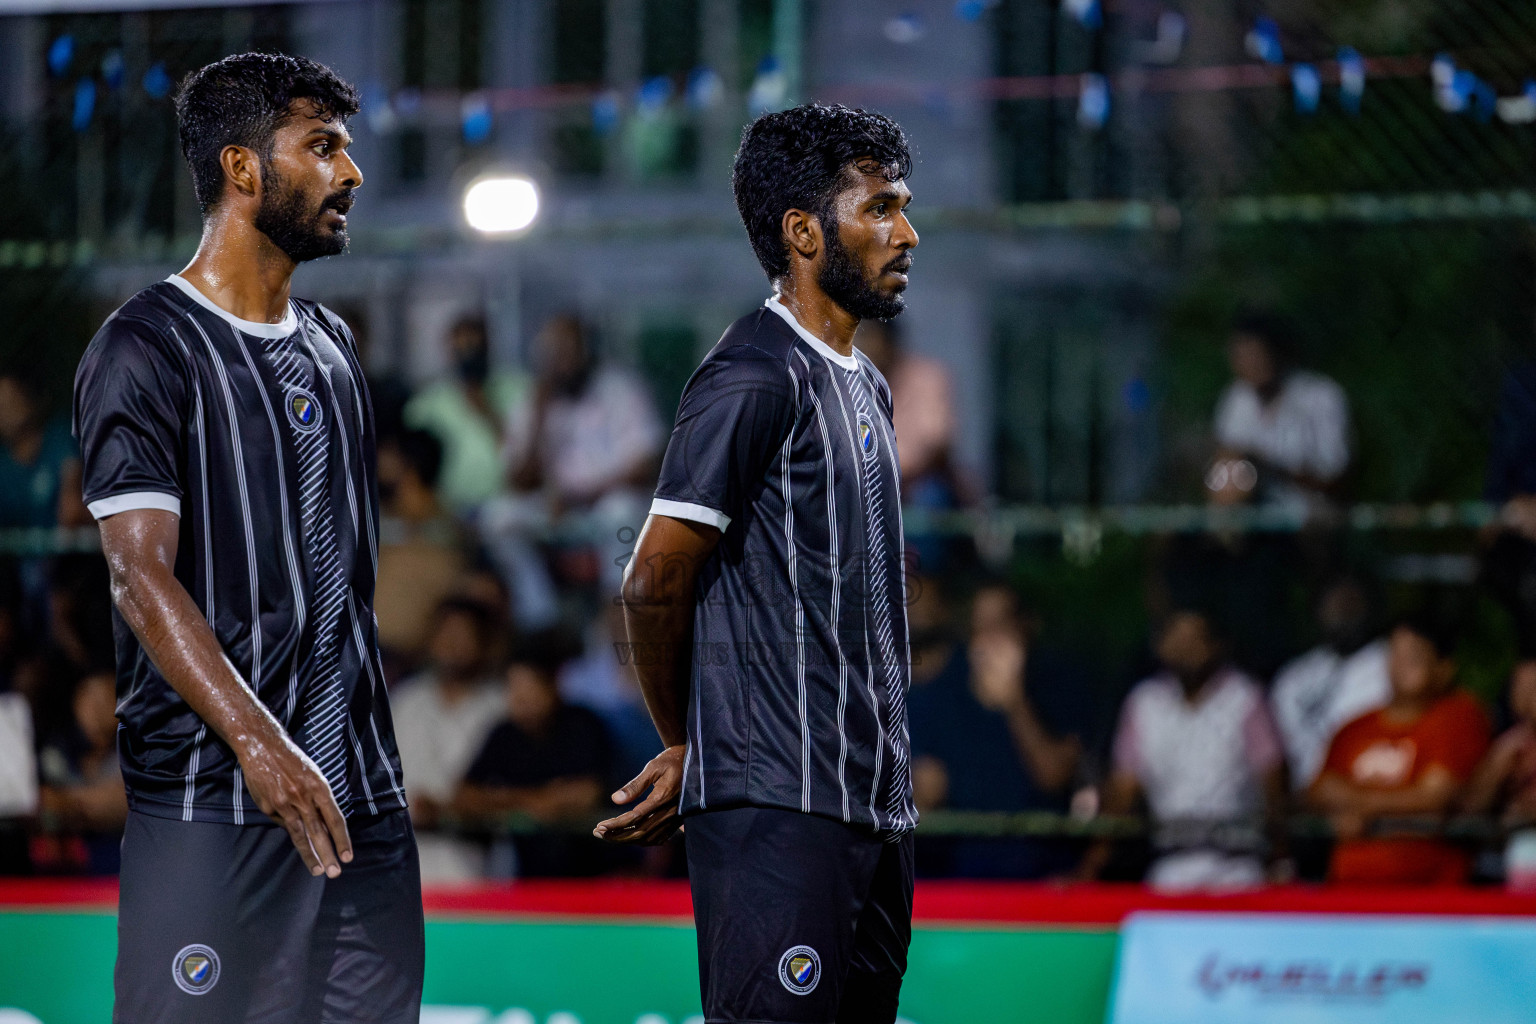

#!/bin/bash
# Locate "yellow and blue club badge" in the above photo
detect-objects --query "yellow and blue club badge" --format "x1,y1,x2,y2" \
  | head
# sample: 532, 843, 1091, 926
857, 414, 877, 459
778, 944, 821, 996
287, 386, 323, 433
172, 943, 221, 996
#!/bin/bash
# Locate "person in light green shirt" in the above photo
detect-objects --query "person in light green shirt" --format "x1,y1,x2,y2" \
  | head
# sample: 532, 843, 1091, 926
404, 316, 530, 512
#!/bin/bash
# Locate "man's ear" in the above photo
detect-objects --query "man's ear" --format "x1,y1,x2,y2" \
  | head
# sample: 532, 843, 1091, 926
781, 207, 822, 262
219, 144, 261, 203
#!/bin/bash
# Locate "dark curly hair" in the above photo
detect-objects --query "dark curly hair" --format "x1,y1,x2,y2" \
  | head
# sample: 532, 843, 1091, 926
732, 103, 913, 281
1232, 310, 1299, 365
175, 52, 360, 214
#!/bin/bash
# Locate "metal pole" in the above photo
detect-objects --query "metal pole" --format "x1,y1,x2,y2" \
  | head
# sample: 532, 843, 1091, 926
772, 0, 801, 106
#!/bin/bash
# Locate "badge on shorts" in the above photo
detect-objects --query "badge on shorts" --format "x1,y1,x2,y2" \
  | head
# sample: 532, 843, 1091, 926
778, 945, 821, 995
287, 386, 322, 433
172, 943, 221, 995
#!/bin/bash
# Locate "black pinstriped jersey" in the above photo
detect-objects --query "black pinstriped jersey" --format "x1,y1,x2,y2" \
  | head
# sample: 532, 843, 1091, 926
650, 297, 917, 837
73, 276, 406, 824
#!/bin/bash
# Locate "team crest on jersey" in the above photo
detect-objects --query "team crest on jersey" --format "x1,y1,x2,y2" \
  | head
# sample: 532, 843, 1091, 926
857, 415, 877, 458
287, 387, 322, 433
778, 945, 821, 995
172, 944, 221, 995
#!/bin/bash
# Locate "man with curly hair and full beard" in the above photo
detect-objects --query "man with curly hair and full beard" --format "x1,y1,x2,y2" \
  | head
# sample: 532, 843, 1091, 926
74, 53, 421, 1022
596, 103, 920, 1024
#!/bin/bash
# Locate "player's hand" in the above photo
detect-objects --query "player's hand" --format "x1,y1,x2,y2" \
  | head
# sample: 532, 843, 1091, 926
236, 728, 353, 878
593, 745, 685, 845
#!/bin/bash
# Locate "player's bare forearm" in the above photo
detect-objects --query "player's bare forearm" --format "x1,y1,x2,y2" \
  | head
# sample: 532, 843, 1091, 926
621, 513, 720, 746
100, 508, 353, 875
595, 513, 719, 844
102, 510, 281, 751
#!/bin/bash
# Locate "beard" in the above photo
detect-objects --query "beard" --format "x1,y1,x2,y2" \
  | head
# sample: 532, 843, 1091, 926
254, 166, 353, 263
817, 219, 911, 321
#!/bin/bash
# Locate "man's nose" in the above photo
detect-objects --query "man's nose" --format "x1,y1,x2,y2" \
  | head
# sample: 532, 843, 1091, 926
338, 152, 363, 190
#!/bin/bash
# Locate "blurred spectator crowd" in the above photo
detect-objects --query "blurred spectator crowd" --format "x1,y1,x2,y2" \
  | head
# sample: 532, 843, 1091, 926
5, 307, 1536, 892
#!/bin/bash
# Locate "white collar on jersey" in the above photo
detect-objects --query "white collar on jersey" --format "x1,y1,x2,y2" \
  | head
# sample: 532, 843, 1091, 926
764, 295, 862, 370
166, 274, 298, 339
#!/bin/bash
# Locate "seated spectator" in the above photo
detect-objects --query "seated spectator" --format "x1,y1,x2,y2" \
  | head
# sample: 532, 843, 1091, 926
0, 368, 88, 530
326, 304, 411, 446
1309, 613, 1490, 885
0, 558, 24, 687
45, 555, 115, 673
455, 632, 613, 876
1157, 432, 1299, 681
35, 670, 127, 875
855, 319, 967, 508
404, 315, 530, 513
1465, 660, 1536, 826
1482, 361, 1536, 654
1271, 578, 1391, 792
905, 573, 961, 691
1213, 312, 1350, 513
0, 368, 91, 646
485, 314, 662, 615
910, 584, 1090, 877
857, 320, 972, 572
15, 555, 116, 753
507, 314, 663, 516
1085, 608, 1285, 890
456, 566, 517, 668
374, 429, 467, 665
1463, 661, 1536, 888
391, 598, 506, 882
0, 687, 37, 874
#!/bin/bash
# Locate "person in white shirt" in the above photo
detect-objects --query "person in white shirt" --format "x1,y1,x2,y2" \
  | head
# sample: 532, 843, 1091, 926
1271, 578, 1391, 792
507, 314, 664, 515
0, 690, 37, 817
1212, 313, 1350, 514
1083, 608, 1286, 890
392, 598, 506, 882
480, 314, 666, 609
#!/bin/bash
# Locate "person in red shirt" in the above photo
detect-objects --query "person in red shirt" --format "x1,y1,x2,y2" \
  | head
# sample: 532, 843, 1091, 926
1308, 613, 1490, 885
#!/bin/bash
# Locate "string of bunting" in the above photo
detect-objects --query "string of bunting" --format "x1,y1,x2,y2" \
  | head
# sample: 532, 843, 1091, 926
35, 5, 1536, 138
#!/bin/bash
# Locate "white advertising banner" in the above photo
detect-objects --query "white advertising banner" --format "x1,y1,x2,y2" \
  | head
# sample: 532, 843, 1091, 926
1109, 911, 1536, 1024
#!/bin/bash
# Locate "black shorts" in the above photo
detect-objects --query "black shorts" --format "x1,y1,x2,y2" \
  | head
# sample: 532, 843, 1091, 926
114, 808, 424, 1024
686, 806, 914, 1024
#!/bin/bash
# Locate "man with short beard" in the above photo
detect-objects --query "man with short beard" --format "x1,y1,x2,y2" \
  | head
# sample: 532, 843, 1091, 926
72, 53, 421, 1022
596, 104, 920, 1024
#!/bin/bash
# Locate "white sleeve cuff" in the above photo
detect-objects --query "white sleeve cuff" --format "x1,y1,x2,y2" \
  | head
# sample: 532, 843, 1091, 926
88, 491, 182, 520
650, 498, 731, 532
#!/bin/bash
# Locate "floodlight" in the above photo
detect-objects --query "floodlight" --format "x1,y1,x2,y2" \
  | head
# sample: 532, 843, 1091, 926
463, 176, 539, 234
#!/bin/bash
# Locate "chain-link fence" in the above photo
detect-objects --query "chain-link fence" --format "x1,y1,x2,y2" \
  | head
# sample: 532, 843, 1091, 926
5, 1, 1536, 883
